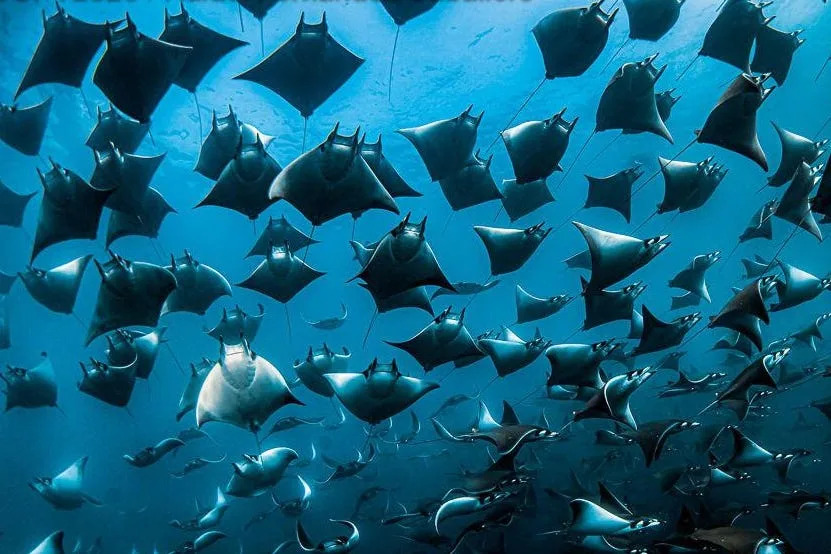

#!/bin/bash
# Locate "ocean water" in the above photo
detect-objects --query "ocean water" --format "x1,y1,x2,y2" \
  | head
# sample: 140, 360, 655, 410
1, 0, 831, 552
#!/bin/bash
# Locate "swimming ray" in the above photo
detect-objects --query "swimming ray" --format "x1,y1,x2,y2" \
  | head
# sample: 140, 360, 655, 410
86, 104, 149, 153
162, 250, 231, 315
195, 105, 275, 180
631, 307, 701, 355
515, 285, 571, 324
500, 179, 555, 222
583, 164, 643, 222
621, 0, 684, 42
0, 98, 52, 156
697, 0, 771, 72
657, 156, 727, 214
501, 109, 576, 185
90, 144, 165, 216
31, 160, 112, 262
247, 215, 317, 258
105, 187, 175, 247
2, 354, 58, 411
205, 304, 264, 345
774, 161, 823, 241
768, 123, 826, 187
474, 223, 551, 276
78, 354, 137, 407
582, 279, 647, 330
438, 151, 503, 212
294, 344, 350, 398
0, 179, 37, 228
751, 24, 804, 86
19, 255, 92, 314
177, 357, 214, 421
237, 243, 324, 303
85, 251, 178, 346
360, 135, 421, 198
386, 307, 481, 372
105, 327, 165, 380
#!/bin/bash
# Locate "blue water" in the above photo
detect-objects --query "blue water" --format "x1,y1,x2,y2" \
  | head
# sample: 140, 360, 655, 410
1, 0, 831, 552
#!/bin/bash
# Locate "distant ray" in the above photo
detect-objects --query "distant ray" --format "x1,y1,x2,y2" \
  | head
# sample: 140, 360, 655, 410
0, 98, 52, 156
237, 243, 323, 303
584, 164, 643, 222
92, 14, 191, 123
247, 215, 317, 258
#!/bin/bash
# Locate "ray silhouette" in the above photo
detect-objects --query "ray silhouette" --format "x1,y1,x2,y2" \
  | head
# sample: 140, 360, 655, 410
582, 279, 647, 330
386, 307, 481, 372
15, 3, 119, 99
696, 73, 774, 171
474, 223, 550, 276
196, 338, 301, 431
19, 255, 92, 315
90, 144, 165, 216
622, 0, 684, 42
351, 214, 453, 300
501, 109, 577, 185
657, 156, 727, 214
160, 3, 247, 94
584, 164, 644, 222
771, 261, 830, 312
708, 276, 776, 351
247, 215, 317, 258
85, 251, 178, 346
0, 98, 52, 156
0, 179, 37, 228
515, 285, 571, 324
574, 221, 670, 292
632, 307, 701, 355
106, 327, 165, 380
398, 106, 483, 182
774, 161, 823, 241
294, 344, 350, 398
196, 135, 280, 220
500, 179, 555, 222
270, 124, 398, 226
695, 0, 771, 73
574, 366, 656, 429
234, 12, 364, 145
92, 14, 191, 123
2, 354, 58, 411
237, 243, 323, 304
478, 328, 550, 378
163, 250, 232, 316
78, 355, 136, 407
31, 160, 112, 262
751, 24, 804, 86
668, 251, 720, 302
739, 201, 777, 243
105, 187, 175, 247
326, 358, 439, 424
205, 304, 264, 345
545, 340, 620, 389
768, 123, 826, 187
195, 105, 274, 180
438, 151, 503, 211
86, 104, 149, 153
361, 135, 421, 199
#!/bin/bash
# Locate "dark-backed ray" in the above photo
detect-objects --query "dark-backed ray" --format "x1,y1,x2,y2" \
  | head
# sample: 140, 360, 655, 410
708, 276, 776, 351
386, 307, 481, 371
478, 328, 550, 377
596, 55, 672, 142
351, 214, 453, 300
0, 180, 37, 228
237, 243, 323, 304
582, 279, 646, 330
574, 367, 656, 429
632, 306, 701, 355
696, 73, 773, 171
233, 12, 363, 118
0, 98, 52, 156
398, 106, 483, 182
545, 340, 620, 389
159, 3, 248, 93
293, 344, 350, 398
768, 123, 826, 187
438, 151, 502, 211
668, 251, 720, 302
474, 223, 550, 275
501, 109, 576, 184
163, 250, 231, 315
16, 3, 119, 98
106, 327, 165, 380
79, 355, 136, 407
361, 135, 420, 198
2, 354, 58, 411
247, 215, 317, 258
196, 136, 280, 220
583, 164, 643, 222
86, 104, 149, 153
771, 261, 830, 312
698, 0, 771, 72
533, 2, 618, 79
774, 161, 823, 241
205, 304, 264, 345
515, 285, 571, 324
622, 0, 684, 41
31, 160, 112, 261
657, 156, 727, 214
500, 179, 554, 222
85, 251, 177, 345
195, 106, 274, 180
751, 24, 804, 85
105, 187, 175, 247
90, 145, 165, 216
19, 255, 92, 314
92, 14, 191, 123
270, 124, 398, 225
739, 201, 777, 243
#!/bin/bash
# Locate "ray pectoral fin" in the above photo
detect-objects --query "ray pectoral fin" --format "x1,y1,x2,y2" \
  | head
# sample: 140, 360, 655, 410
82, 493, 104, 506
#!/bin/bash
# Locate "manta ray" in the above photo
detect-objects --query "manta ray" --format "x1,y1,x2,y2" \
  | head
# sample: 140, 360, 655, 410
162, 250, 232, 315
29, 456, 102, 510
385, 307, 481, 371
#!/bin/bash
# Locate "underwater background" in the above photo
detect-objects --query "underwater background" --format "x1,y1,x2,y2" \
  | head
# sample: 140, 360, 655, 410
1, 0, 831, 552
